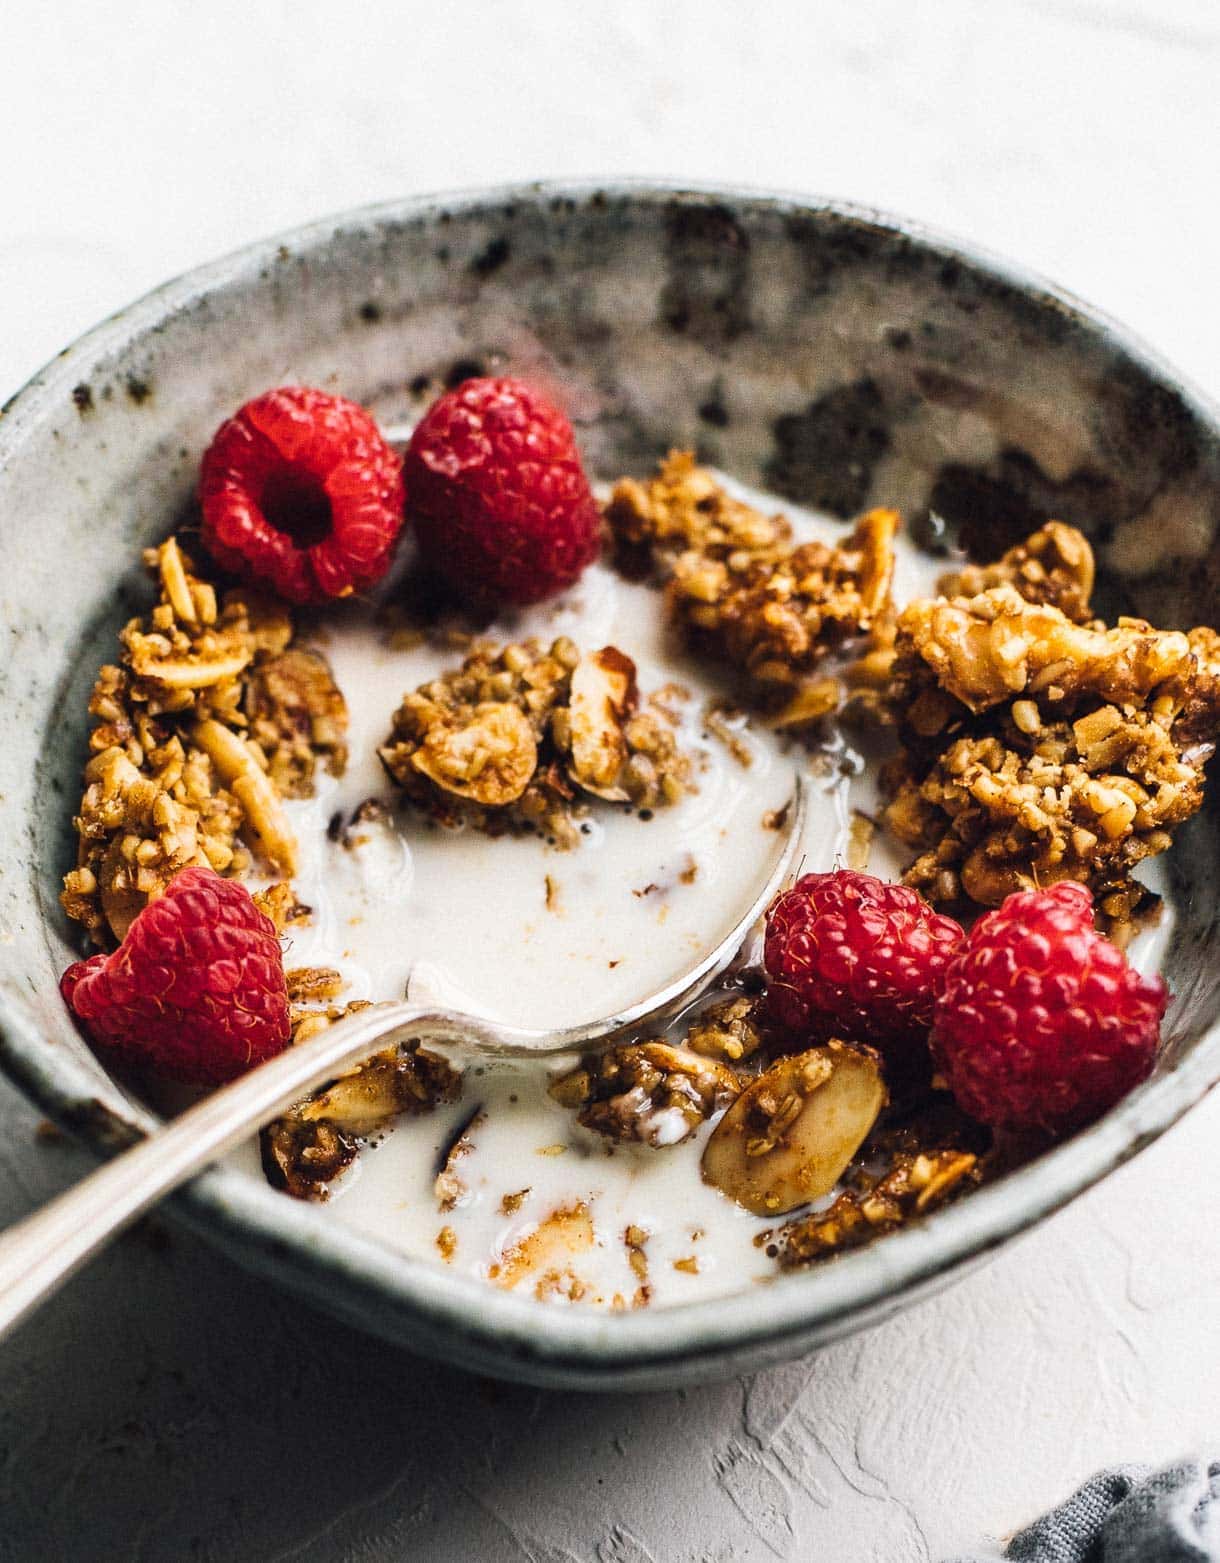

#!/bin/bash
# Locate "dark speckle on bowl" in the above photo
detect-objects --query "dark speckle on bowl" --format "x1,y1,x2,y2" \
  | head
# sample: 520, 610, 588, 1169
697, 385, 730, 428
659, 202, 751, 342
444, 356, 488, 389
71, 383, 93, 414
925, 450, 1119, 562
470, 235, 511, 276
767, 380, 893, 515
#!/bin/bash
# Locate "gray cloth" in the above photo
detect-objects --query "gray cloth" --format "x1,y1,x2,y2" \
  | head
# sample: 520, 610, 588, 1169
947, 1458, 1220, 1562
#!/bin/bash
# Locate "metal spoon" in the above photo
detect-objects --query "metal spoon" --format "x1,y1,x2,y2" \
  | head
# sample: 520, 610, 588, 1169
0, 778, 805, 1342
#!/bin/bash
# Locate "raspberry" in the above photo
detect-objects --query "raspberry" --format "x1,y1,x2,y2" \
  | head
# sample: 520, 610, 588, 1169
761, 870, 964, 1056
61, 867, 290, 1086
931, 881, 1167, 1133
199, 386, 404, 604
403, 376, 601, 607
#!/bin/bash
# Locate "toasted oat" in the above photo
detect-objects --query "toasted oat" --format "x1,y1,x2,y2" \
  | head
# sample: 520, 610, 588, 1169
63, 538, 346, 944
252, 881, 312, 934
245, 647, 349, 798
285, 966, 346, 1004
881, 570, 1220, 931
549, 1041, 739, 1148
379, 637, 690, 846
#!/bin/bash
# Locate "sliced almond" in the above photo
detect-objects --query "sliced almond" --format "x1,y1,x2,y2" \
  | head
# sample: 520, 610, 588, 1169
130, 645, 252, 690
565, 647, 639, 799
701, 1043, 885, 1216
293, 1044, 461, 1136
767, 676, 842, 731
156, 537, 198, 624
410, 701, 537, 806
192, 718, 297, 873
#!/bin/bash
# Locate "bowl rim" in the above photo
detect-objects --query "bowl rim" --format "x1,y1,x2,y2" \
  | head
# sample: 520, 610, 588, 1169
2, 176, 1219, 1378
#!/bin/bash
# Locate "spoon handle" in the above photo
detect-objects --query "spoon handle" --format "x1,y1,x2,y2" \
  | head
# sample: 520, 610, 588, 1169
0, 1003, 482, 1342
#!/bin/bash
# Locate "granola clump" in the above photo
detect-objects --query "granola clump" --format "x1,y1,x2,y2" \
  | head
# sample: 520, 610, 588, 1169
61, 538, 348, 945
684, 995, 764, 1064
548, 1041, 740, 1148
262, 1002, 462, 1201
776, 1146, 981, 1267
938, 521, 1096, 624
605, 449, 793, 573
604, 451, 897, 722
378, 636, 690, 847
881, 568, 1220, 933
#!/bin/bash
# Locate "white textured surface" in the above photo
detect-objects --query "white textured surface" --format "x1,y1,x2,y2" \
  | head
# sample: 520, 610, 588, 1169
2, 2, 1219, 1557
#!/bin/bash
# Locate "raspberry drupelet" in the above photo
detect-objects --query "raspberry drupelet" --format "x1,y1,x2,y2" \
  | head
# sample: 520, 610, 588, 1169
61, 867, 290, 1086
403, 376, 601, 608
761, 869, 964, 1057
199, 386, 405, 604
931, 881, 1167, 1133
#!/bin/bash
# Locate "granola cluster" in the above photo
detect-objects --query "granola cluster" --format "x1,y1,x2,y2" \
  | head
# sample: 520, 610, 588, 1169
261, 999, 462, 1201
776, 1145, 980, 1267
938, 520, 1096, 623
548, 1041, 740, 1148
378, 636, 690, 848
604, 451, 897, 724
61, 539, 348, 946
880, 525, 1220, 934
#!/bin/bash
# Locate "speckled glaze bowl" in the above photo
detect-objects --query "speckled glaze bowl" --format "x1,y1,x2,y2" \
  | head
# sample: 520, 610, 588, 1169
1, 182, 1218, 1390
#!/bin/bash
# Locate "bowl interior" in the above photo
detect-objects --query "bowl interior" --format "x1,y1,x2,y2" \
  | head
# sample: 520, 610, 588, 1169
2, 184, 1219, 1386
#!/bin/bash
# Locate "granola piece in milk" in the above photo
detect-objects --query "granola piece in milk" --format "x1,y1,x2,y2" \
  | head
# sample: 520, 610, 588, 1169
548, 1041, 740, 1148
61, 538, 348, 945
881, 580, 1220, 933
378, 636, 690, 848
776, 1147, 981, 1266
262, 1000, 462, 1201
701, 1044, 886, 1216
604, 451, 897, 721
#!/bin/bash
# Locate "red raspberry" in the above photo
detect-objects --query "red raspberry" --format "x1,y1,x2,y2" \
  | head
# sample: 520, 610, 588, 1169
403, 376, 601, 607
60, 867, 290, 1086
199, 386, 404, 604
761, 870, 964, 1056
931, 881, 1167, 1133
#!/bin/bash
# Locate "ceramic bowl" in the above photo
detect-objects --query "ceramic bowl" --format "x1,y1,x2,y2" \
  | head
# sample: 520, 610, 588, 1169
1, 182, 1218, 1390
